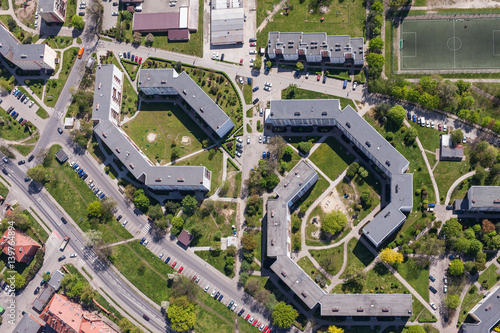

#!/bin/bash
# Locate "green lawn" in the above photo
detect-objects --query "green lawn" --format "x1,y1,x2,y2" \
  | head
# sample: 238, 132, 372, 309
63, 0, 77, 26
0, 107, 35, 141
10, 144, 35, 156
120, 74, 138, 119
256, 0, 281, 27
425, 151, 437, 169
478, 264, 500, 289
120, 59, 139, 81
295, 174, 330, 213
433, 152, 470, 203
396, 258, 430, 302
0, 181, 9, 198
23, 209, 49, 243
123, 103, 210, 164
256, 0, 367, 49
280, 149, 302, 175
1, 0, 8, 10
44, 145, 133, 244
0, 15, 38, 44
242, 83, 252, 104
24, 79, 44, 99
176, 148, 224, 196
297, 256, 330, 287
340, 238, 375, 278
195, 250, 234, 277
474, 82, 500, 99
459, 286, 483, 323
45, 36, 74, 49
282, 86, 357, 109
309, 136, 356, 181
45, 48, 79, 107
449, 178, 471, 204
409, 121, 442, 152
182, 201, 236, 246
309, 244, 344, 276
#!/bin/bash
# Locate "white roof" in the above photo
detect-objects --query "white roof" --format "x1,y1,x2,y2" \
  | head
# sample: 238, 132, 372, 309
179, 6, 188, 29
64, 117, 75, 126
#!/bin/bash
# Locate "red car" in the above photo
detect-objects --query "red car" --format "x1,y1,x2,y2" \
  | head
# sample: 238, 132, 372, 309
252, 319, 258, 327
245, 314, 250, 321
250, 42, 256, 46
239, 58, 243, 65
171, 261, 177, 268
138, 57, 142, 64
178, 266, 184, 273
134, 56, 138, 62
264, 327, 268, 332
317, 73, 321, 81
438, 124, 442, 131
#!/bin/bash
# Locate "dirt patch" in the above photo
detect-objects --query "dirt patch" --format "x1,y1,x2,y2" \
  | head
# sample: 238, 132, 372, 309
320, 189, 348, 216
424, 0, 500, 8
319, 5, 330, 14
146, 132, 157, 143
181, 136, 191, 145
15, 0, 36, 26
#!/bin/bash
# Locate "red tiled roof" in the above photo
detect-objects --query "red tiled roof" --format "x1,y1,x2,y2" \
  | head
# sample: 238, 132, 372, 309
168, 29, 190, 41
133, 12, 179, 32
0, 229, 40, 264
178, 229, 193, 246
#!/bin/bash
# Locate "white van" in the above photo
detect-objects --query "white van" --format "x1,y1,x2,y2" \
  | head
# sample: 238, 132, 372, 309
420, 117, 425, 127
134, 4, 142, 11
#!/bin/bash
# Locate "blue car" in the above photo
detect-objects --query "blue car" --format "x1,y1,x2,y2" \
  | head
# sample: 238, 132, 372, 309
165, 256, 171, 264
262, 151, 266, 159
99, 193, 105, 199
140, 237, 146, 245
412, 115, 416, 122
252, 86, 259, 92
72, 164, 78, 170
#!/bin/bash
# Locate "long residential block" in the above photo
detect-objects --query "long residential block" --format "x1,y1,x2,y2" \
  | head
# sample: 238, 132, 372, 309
92, 65, 211, 192
461, 285, 500, 333
267, 161, 412, 317
266, 99, 413, 248
267, 32, 364, 65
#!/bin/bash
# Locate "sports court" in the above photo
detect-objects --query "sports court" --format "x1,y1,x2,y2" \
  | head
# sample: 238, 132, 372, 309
400, 18, 500, 70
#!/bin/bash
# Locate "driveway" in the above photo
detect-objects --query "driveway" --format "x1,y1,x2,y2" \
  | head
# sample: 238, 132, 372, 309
102, 0, 119, 31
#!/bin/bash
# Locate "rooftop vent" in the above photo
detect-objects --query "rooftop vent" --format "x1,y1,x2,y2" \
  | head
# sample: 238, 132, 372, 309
115, 147, 120, 153
386, 160, 391, 166
129, 163, 134, 169
98, 82, 101, 89
271, 239, 274, 246
155, 178, 162, 182
301, 291, 307, 298
382, 308, 389, 312
486, 304, 492, 311
346, 122, 351, 128
102, 132, 107, 138
357, 308, 364, 312
494, 199, 500, 204
96, 103, 99, 110
294, 112, 301, 116
365, 141, 371, 147
271, 210, 275, 218
384, 211, 391, 218
200, 107, 205, 112
177, 178, 185, 182
20, 54, 27, 58
161, 80, 166, 84
281, 271, 287, 277
332, 308, 339, 312
138, 81, 142, 85
183, 89, 187, 94
321, 112, 327, 116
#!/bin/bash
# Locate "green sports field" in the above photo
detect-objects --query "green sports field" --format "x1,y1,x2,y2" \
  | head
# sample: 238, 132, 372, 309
400, 18, 500, 70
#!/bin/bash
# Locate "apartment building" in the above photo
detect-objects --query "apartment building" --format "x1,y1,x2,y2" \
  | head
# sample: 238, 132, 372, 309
39, 0, 67, 23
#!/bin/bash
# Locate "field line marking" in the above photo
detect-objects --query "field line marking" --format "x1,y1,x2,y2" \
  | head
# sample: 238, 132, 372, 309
401, 32, 417, 58
453, 20, 456, 69
494, 30, 500, 56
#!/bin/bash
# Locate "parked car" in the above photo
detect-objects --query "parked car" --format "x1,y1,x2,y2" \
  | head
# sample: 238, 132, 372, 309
238, 308, 245, 316
204, 284, 210, 292
218, 294, 223, 301
443, 285, 448, 293
158, 253, 164, 259
317, 73, 321, 81
58, 255, 66, 261
24, 177, 31, 182
140, 237, 146, 245
429, 286, 438, 294
178, 266, 184, 273
171, 261, 177, 268
264, 86, 271, 92
29, 101, 34, 108
165, 256, 171, 264
34, 286, 40, 294
430, 302, 437, 310
438, 124, 442, 131
122, 220, 128, 227
429, 275, 436, 282
239, 58, 243, 65
252, 98, 259, 105
57, 127, 63, 134
353, 81, 357, 90
70, 253, 77, 258
246, 314, 251, 321
305, 72, 309, 79
18, 160, 25, 165
252, 86, 259, 92
247, 136, 250, 144
112, 11, 119, 16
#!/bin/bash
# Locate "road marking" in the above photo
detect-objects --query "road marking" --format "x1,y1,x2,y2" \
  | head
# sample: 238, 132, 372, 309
141, 224, 151, 234
79, 259, 86, 267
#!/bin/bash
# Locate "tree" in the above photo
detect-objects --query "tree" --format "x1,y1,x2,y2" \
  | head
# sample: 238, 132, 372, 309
174, 61, 182, 73
283, 84, 297, 99
444, 294, 460, 309
149, 204, 164, 221
404, 126, 418, 145
328, 326, 344, 333
482, 219, 496, 233
272, 302, 298, 329
360, 190, 372, 208
246, 195, 262, 216
443, 219, 462, 238
182, 195, 198, 215
265, 60, 272, 69
10, 273, 25, 290
379, 248, 404, 265
133, 189, 149, 212
297, 141, 312, 155
101, 198, 117, 221
168, 296, 196, 332
84, 229, 103, 247
132, 32, 142, 44
449, 259, 464, 276
7, 17, 17, 31
296, 62, 304, 71
407, 326, 426, 333
227, 244, 237, 257
87, 201, 103, 219
164, 200, 179, 215
451, 129, 463, 146
253, 57, 262, 69
468, 239, 483, 255
71, 15, 85, 30
456, 80, 471, 94
27, 164, 47, 183
172, 275, 198, 301
80, 284, 95, 305
145, 33, 154, 46
366, 53, 384, 78
241, 233, 257, 252
368, 37, 384, 52
170, 216, 184, 235
321, 210, 347, 235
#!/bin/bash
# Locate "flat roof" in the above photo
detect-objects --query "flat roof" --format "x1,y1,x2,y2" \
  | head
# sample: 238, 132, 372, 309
320, 293, 413, 316
13, 313, 44, 332
133, 12, 179, 31
266, 199, 289, 258
462, 286, 500, 333
168, 29, 190, 40
0, 24, 51, 63
274, 160, 318, 203
138, 69, 234, 137
468, 186, 500, 209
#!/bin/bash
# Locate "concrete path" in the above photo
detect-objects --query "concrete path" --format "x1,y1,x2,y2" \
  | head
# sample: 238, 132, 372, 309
255, 0, 288, 33
444, 171, 476, 207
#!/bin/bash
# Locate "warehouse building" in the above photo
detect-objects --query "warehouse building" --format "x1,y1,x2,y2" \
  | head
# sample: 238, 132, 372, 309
210, 0, 244, 45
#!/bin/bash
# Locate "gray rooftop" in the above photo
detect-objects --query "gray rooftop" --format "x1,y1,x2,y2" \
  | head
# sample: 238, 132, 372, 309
48, 270, 65, 290
13, 313, 44, 333
92, 64, 120, 123
468, 186, 500, 211
269, 99, 341, 123
38, 0, 56, 12
138, 69, 234, 138
274, 160, 319, 204
320, 293, 413, 317
441, 146, 464, 159
462, 285, 500, 333
0, 24, 50, 63
266, 199, 289, 258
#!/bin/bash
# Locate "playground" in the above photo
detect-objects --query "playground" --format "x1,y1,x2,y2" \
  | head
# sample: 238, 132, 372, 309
122, 103, 210, 164
399, 18, 500, 70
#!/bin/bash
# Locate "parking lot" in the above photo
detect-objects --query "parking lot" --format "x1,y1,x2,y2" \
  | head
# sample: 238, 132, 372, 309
1, 88, 41, 124
102, 0, 119, 31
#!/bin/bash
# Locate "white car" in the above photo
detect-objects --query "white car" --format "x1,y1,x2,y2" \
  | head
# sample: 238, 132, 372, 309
426, 120, 430, 128
463, 137, 467, 143
158, 253, 164, 259
70, 253, 77, 258
236, 137, 243, 143
265, 82, 272, 87
24, 97, 29, 104
212, 52, 216, 60
430, 121, 434, 129
235, 151, 242, 157
112, 11, 119, 16
211, 289, 217, 297
430, 303, 437, 310
118, 52, 123, 58
143, 240, 149, 246
353, 81, 357, 90
34, 21, 37, 28
249, 50, 257, 55
264, 86, 271, 92
35, 13, 38, 19
29, 101, 34, 108
259, 135, 262, 143
247, 136, 250, 144
250, 58, 255, 64
204, 285, 210, 292
443, 124, 447, 131
216, 52, 219, 59
305, 72, 309, 79
239, 77, 244, 84
231, 304, 237, 311
122, 220, 128, 227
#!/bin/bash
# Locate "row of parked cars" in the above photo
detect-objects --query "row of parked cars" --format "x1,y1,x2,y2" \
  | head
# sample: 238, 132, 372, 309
69, 160, 107, 199
118, 51, 142, 64
12, 88, 35, 108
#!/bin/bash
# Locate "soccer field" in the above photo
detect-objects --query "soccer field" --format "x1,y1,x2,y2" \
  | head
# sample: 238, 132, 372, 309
400, 18, 500, 70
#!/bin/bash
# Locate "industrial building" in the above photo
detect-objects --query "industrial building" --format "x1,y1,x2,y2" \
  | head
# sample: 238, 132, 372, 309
210, 0, 244, 45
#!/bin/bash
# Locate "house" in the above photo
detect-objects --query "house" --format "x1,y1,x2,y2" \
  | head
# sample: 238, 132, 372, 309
440, 134, 464, 161
267, 161, 413, 317
177, 229, 193, 247
40, 294, 117, 333
55, 148, 69, 163
267, 32, 364, 65
38, 0, 66, 23
12, 312, 45, 333
266, 99, 413, 248
461, 285, 500, 333
0, 229, 40, 264
0, 24, 57, 72
33, 270, 65, 312
454, 186, 500, 217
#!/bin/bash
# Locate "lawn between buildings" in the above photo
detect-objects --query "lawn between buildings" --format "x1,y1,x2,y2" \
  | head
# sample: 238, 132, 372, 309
309, 136, 355, 181
432, 149, 471, 203
309, 244, 344, 276
123, 103, 211, 164
43, 145, 133, 244
256, 0, 367, 50
45, 47, 80, 107
281, 86, 357, 110
305, 205, 352, 247
109, 241, 236, 333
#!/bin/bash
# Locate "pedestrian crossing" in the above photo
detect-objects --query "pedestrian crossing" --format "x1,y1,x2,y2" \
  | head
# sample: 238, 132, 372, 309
141, 224, 151, 234
47, 233, 60, 248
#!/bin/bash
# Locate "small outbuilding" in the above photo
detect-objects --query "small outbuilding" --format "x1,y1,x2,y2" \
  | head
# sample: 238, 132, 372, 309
177, 229, 193, 247
64, 117, 75, 128
440, 134, 464, 161
55, 148, 69, 163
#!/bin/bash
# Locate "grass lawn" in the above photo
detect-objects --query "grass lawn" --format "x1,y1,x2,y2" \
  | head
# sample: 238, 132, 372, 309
45, 36, 74, 49
470, 89, 500, 125
256, 0, 281, 27
432, 151, 470, 202
425, 151, 437, 169
63, 0, 77, 27
0, 107, 35, 140
478, 264, 500, 289
44, 145, 133, 244
309, 244, 344, 276
0, 181, 9, 197
1, 0, 8, 9
396, 258, 430, 302
474, 82, 500, 99
309, 136, 355, 181
280, 149, 302, 175
123, 103, 210, 164
0, 15, 39, 44
120, 59, 139, 81
459, 286, 483, 323
282, 86, 357, 109
365, 112, 435, 208
182, 201, 236, 246
242, 83, 252, 104
120, 75, 137, 119
256, 0, 367, 49
23, 209, 49, 243
297, 256, 331, 286
295, 174, 330, 213
10, 144, 35, 156
449, 178, 471, 204
45, 48, 79, 107
340, 238, 375, 278
195, 250, 234, 278
24, 79, 44, 99
409, 121, 442, 152
176, 148, 224, 196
